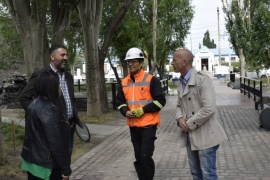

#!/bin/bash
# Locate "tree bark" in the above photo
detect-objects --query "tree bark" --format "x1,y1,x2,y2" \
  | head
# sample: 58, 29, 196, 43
7, 0, 74, 77
78, 0, 103, 116
7, 0, 48, 77
98, 0, 134, 113
0, 106, 6, 166
78, 0, 133, 115
239, 48, 246, 76
51, 0, 74, 45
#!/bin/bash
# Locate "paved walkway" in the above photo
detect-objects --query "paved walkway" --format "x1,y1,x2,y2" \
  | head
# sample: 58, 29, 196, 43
70, 78, 270, 180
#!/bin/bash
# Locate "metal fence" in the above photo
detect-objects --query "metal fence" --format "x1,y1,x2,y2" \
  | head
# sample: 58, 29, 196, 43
74, 79, 169, 110
240, 76, 262, 110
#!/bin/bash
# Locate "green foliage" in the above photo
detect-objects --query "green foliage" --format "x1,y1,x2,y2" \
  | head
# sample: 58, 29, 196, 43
108, 0, 194, 78
222, 0, 270, 70
0, 15, 23, 69
202, 30, 217, 48
249, 1, 270, 68
66, 10, 84, 68
155, 0, 194, 77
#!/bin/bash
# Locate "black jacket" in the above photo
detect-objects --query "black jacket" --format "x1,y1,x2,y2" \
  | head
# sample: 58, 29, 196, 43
19, 66, 83, 127
21, 96, 72, 176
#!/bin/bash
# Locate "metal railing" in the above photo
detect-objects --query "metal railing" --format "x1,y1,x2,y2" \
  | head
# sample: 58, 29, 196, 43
240, 76, 262, 110
74, 79, 169, 110
160, 79, 169, 94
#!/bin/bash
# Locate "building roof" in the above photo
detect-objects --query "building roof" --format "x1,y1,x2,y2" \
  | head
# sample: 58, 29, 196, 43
192, 46, 236, 56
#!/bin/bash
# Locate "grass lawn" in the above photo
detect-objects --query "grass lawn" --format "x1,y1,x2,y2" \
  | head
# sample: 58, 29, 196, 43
0, 121, 105, 179
0, 122, 26, 179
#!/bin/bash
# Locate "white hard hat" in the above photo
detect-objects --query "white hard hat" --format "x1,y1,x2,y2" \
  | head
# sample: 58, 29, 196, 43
124, 47, 144, 60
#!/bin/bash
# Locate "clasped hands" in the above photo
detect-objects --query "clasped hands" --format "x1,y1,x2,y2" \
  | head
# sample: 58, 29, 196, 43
178, 117, 190, 132
126, 107, 144, 118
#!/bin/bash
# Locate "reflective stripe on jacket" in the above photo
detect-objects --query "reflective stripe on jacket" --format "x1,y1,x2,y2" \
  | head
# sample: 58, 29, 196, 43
122, 70, 160, 127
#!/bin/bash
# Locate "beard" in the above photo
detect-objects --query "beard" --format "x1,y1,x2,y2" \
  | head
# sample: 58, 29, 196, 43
53, 59, 67, 70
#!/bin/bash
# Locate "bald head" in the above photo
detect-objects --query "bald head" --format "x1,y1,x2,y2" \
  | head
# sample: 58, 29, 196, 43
171, 48, 194, 76
174, 49, 193, 66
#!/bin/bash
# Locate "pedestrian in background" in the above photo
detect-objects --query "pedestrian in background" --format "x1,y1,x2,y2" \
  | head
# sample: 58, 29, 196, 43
19, 44, 83, 149
116, 47, 166, 180
21, 71, 71, 180
171, 48, 228, 179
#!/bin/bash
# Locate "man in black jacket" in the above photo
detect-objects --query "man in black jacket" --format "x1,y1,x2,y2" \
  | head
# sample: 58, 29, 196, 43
19, 44, 83, 148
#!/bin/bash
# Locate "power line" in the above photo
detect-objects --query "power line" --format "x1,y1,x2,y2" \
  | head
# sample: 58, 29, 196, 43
188, 29, 227, 37
190, 23, 227, 30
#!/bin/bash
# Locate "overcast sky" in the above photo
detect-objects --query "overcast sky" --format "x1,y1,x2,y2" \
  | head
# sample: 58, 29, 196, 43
184, 0, 230, 51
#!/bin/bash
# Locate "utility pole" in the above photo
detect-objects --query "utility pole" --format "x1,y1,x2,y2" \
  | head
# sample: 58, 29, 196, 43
152, 0, 157, 75
217, 7, 221, 66
247, 0, 251, 29
190, 34, 192, 51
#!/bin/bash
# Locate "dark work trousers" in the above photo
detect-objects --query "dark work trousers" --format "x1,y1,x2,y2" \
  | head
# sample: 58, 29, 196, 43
130, 125, 157, 180
27, 168, 62, 180
70, 124, 76, 150
27, 172, 43, 180
50, 168, 62, 180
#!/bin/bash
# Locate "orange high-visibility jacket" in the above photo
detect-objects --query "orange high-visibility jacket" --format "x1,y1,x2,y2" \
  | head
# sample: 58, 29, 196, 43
121, 70, 160, 127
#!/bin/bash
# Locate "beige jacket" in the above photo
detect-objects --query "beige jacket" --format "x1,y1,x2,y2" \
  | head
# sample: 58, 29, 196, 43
176, 68, 228, 150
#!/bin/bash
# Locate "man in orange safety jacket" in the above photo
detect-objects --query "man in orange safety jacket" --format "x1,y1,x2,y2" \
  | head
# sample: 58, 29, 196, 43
116, 47, 166, 180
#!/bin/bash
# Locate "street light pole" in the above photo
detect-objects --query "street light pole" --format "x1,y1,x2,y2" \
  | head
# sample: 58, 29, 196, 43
217, 7, 221, 66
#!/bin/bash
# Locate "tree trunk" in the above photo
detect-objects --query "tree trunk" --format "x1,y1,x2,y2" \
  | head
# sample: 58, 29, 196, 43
78, 0, 133, 115
121, 55, 128, 77
7, 0, 48, 77
98, 55, 109, 113
78, 0, 103, 116
7, 0, 73, 77
51, 0, 73, 45
98, 0, 134, 113
239, 48, 246, 77
0, 106, 6, 165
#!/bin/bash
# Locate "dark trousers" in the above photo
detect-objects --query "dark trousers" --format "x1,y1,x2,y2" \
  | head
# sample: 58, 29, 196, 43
27, 172, 42, 180
130, 125, 157, 180
27, 168, 62, 180
70, 125, 76, 150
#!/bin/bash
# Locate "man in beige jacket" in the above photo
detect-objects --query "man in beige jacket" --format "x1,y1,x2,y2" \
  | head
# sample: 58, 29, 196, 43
171, 48, 228, 180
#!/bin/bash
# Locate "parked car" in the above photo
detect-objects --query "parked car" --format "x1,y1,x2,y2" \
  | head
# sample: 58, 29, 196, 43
258, 68, 270, 78
213, 65, 229, 79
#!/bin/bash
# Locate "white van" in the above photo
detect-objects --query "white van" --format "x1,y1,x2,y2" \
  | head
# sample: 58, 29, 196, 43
213, 66, 229, 79
259, 68, 270, 78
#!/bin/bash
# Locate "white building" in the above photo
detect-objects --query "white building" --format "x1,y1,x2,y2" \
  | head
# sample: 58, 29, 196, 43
192, 47, 215, 72
192, 46, 239, 72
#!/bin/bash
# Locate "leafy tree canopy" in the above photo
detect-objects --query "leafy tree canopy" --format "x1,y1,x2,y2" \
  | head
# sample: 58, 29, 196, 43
108, 0, 194, 78
0, 9, 23, 69
223, 0, 270, 71
202, 30, 216, 49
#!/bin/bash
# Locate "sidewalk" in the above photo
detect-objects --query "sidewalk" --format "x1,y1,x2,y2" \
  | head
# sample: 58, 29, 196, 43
70, 78, 270, 180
